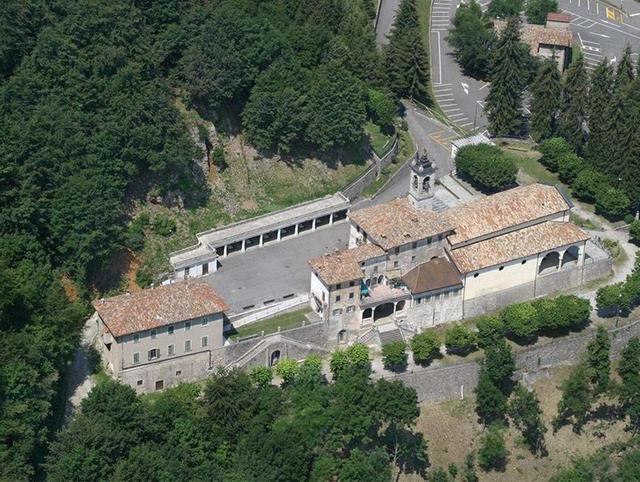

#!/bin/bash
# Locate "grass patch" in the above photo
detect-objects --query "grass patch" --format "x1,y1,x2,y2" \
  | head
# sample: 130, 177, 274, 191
570, 212, 600, 230
363, 126, 416, 197
504, 148, 560, 186
228, 307, 312, 341
364, 121, 395, 157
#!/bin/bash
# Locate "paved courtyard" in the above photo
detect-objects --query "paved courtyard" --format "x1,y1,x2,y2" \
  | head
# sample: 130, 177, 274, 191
204, 222, 350, 313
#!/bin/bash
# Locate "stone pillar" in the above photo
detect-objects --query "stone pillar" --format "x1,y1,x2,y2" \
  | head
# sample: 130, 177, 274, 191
295, 224, 299, 236
223, 245, 228, 257
312, 218, 317, 231
557, 250, 564, 270
578, 243, 585, 265
241, 239, 246, 252
329, 213, 334, 226
259, 234, 264, 247
277, 229, 281, 241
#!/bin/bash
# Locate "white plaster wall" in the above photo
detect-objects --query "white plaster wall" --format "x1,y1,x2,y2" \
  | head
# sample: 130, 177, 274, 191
310, 271, 330, 312
462, 254, 538, 300
349, 222, 363, 248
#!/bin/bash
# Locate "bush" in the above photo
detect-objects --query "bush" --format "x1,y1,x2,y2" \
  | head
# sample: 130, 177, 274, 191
534, 295, 590, 331
475, 370, 508, 424
445, 325, 478, 355
538, 137, 572, 171
478, 424, 508, 471
249, 366, 273, 387
382, 341, 408, 370
526, 0, 559, 24
455, 144, 517, 193
476, 316, 505, 348
330, 343, 371, 378
275, 358, 299, 384
501, 302, 538, 339
135, 266, 153, 288
126, 213, 150, 252
595, 187, 631, 219
411, 331, 441, 366
367, 89, 397, 127
630, 219, 640, 245
596, 282, 629, 316
86, 345, 103, 374
571, 169, 609, 203
211, 145, 227, 170
557, 153, 586, 184
152, 214, 177, 236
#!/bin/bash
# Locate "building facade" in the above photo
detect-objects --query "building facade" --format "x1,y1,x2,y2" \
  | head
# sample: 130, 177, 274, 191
309, 157, 609, 342
93, 280, 229, 392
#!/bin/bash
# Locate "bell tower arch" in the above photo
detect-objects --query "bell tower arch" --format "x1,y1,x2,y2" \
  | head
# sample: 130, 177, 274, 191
408, 150, 436, 210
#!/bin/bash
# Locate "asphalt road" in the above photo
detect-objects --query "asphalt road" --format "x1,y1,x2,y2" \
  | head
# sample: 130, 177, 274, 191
375, 0, 402, 45
430, 0, 490, 132
559, 0, 640, 71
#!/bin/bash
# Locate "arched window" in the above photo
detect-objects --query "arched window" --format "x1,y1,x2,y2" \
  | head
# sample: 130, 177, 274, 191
270, 350, 281, 366
413, 175, 418, 189
539, 251, 560, 274
422, 176, 430, 192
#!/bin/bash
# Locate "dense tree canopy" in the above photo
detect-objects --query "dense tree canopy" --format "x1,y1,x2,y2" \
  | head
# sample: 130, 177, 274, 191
46, 367, 430, 481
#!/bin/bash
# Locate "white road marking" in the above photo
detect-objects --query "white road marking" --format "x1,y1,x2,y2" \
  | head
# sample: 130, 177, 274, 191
440, 103, 458, 107
581, 39, 599, 44
587, 0, 590, 10
479, 82, 490, 90
437, 31, 443, 84
589, 32, 610, 38
461, 82, 469, 95
596, 2, 599, 14
458, 121, 474, 127
443, 107, 461, 112
630, 12, 640, 17
434, 87, 452, 92
448, 113, 467, 118
433, 83, 452, 87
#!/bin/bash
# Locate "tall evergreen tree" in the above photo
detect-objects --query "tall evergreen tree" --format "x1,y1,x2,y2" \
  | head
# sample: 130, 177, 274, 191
485, 16, 529, 136
585, 58, 613, 172
613, 45, 635, 94
529, 58, 561, 142
557, 56, 588, 152
384, 0, 431, 104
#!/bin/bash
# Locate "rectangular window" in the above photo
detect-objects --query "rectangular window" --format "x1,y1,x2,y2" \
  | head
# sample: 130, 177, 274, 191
336, 283, 342, 289
394, 261, 399, 268
411, 255, 416, 262
133, 333, 139, 344
202, 263, 209, 275
176, 370, 182, 377
201, 336, 208, 348
373, 266, 378, 273
349, 281, 355, 287
349, 292, 354, 299
168, 326, 174, 335
168, 344, 175, 356
155, 380, 164, 391
185, 321, 192, 331
148, 348, 159, 361
184, 267, 190, 278
136, 379, 143, 386
332, 309, 342, 316
395, 247, 400, 255
150, 329, 157, 339
335, 295, 341, 302
202, 317, 209, 326
427, 237, 432, 244
184, 340, 192, 352
347, 306, 355, 313
412, 241, 418, 249
133, 352, 140, 364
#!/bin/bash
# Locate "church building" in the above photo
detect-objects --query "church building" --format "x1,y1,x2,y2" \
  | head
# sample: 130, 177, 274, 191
309, 153, 608, 342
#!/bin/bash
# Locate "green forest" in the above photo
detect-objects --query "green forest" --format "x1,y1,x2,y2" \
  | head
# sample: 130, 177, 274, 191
0, 0, 433, 479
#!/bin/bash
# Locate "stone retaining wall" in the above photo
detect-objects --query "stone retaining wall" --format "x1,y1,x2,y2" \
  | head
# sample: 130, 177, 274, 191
392, 318, 640, 404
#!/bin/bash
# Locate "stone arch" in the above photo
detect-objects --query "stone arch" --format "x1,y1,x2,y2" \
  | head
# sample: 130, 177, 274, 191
269, 350, 281, 367
562, 246, 580, 267
539, 251, 560, 274
422, 176, 430, 191
377, 275, 384, 284
337, 329, 347, 344
362, 308, 373, 320
396, 300, 406, 312
374, 303, 395, 322
413, 174, 418, 189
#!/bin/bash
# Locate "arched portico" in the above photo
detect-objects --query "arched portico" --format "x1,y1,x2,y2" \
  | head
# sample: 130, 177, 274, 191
561, 245, 580, 267
539, 251, 560, 274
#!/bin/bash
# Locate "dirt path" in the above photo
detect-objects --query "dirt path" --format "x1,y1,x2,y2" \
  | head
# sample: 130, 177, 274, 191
63, 314, 98, 423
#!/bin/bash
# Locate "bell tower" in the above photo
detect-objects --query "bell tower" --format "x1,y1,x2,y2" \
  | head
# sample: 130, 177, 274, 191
408, 149, 436, 210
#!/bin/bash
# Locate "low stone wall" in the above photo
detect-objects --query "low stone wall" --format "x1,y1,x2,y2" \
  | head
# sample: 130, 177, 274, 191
392, 318, 640, 404
583, 256, 614, 284
342, 163, 379, 200
463, 282, 534, 319
534, 264, 583, 298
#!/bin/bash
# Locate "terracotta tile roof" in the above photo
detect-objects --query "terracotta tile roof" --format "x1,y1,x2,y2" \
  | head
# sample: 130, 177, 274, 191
494, 20, 572, 56
402, 258, 462, 294
308, 244, 385, 285
93, 280, 229, 338
349, 197, 454, 250
547, 12, 571, 23
444, 184, 571, 246
450, 221, 590, 273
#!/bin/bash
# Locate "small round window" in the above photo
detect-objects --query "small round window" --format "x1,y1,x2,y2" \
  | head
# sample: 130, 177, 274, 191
499, 266, 504, 271
521, 259, 527, 265
473, 273, 479, 278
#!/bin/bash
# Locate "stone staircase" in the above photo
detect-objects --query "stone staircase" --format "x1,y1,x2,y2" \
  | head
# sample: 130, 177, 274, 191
378, 324, 404, 345
432, 195, 449, 213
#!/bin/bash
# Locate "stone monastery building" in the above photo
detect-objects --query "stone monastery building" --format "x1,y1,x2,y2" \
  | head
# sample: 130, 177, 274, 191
93, 154, 611, 392
308, 155, 608, 342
